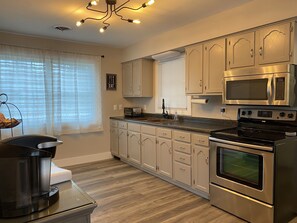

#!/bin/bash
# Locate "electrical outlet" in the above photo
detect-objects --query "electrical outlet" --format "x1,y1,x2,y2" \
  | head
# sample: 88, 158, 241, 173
143, 105, 147, 111
220, 107, 226, 113
119, 104, 122, 110
113, 104, 118, 111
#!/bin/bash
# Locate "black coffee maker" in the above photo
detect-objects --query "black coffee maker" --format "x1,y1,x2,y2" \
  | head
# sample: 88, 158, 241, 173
0, 135, 62, 218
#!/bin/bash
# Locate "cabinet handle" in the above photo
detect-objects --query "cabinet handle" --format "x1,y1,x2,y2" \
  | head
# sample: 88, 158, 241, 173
206, 157, 209, 165
199, 80, 202, 87
179, 136, 185, 139
179, 168, 186, 171
179, 147, 185, 150
250, 49, 254, 58
179, 157, 185, 161
259, 47, 263, 56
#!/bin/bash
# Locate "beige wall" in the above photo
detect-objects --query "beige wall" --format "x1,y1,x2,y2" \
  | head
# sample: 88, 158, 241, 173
0, 32, 129, 163
123, 0, 297, 120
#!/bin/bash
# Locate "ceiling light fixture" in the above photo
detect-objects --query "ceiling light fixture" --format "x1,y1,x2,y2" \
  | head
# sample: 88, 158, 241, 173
76, 0, 155, 33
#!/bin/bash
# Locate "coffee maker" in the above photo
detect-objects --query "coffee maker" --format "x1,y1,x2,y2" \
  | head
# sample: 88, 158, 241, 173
0, 135, 62, 218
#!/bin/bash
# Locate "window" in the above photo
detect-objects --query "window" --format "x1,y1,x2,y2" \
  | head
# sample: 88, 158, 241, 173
0, 45, 102, 137
155, 55, 191, 115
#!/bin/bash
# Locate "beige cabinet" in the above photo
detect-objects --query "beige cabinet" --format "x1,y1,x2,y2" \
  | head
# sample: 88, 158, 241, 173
203, 39, 226, 93
185, 38, 225, 95
141, 125, 157, 172
185, 44, 203, 94
110, 127, 119, 156
173, 130, 192, 186
127, 123, 141, 165
227, 32, 255, 69
156, 128, 173, 178
257, 22, 293, 65
192, 133, 210, 193
118, 128, 128, 159
122, 59, 153, 97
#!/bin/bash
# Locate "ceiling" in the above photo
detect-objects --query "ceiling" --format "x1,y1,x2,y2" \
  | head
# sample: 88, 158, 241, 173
0, 0, 251, 48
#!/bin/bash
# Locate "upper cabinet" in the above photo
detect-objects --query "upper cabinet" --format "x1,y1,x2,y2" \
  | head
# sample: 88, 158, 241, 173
227, 21, 296, 69
227, 32, 255, 69
256, 22, 292, 65
185, 38, 225, 95
122, 59, 153, 97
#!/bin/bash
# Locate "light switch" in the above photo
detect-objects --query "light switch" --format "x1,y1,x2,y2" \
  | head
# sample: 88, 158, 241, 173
119, 104, 122, 110
113, 105, 118, 110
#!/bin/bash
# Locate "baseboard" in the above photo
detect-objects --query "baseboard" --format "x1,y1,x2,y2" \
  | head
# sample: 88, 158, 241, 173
53, 152, 113, 167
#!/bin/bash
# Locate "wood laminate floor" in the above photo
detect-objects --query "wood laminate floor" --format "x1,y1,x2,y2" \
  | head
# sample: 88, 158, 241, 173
68, 158, 247, 223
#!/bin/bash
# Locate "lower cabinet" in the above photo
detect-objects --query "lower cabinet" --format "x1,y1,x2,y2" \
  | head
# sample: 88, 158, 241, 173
157, 138, 173, 178
118, 128, 128, 158
141, 134, 157, 171
110, 119, 210, 199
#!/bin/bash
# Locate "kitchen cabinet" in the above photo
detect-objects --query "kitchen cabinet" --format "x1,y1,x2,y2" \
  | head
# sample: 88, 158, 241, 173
227, 21, 296, 69
110, 120, 119, 156
118, 121, 128, 159
122, 59, 153, 97
203, 39, 226, 93
173, 130, 192, 186
227, 32, 255, 69
257, 22, 293, 65
157, 128, 173, 178
192, 133, 210, 193
185, 38, 225, 95
141, 125, 157, 172
127, 123, 141, 165
185, 44, 203, 94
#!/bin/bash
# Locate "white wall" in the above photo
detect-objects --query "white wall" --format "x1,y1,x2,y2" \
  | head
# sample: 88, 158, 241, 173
0, 32, 131, 166
122, 0, 297, 120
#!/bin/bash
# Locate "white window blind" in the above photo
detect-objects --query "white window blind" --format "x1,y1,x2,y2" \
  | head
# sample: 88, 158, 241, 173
157, 55, 188, 109
0, 45, 102, 137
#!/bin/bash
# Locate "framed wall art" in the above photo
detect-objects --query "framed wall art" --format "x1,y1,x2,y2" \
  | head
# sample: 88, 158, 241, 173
106, 73, 117, 91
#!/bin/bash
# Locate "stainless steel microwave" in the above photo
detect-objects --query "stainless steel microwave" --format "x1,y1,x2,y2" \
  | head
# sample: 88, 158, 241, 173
223, 64, 297, 106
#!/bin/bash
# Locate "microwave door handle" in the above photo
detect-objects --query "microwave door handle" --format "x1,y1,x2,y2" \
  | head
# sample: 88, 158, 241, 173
267, 77, 273, 104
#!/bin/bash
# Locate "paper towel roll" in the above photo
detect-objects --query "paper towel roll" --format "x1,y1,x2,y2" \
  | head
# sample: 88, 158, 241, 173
191, 99, 209, 104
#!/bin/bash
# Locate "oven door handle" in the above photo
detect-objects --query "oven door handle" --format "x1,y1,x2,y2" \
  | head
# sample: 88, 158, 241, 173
209, 137, 273, 151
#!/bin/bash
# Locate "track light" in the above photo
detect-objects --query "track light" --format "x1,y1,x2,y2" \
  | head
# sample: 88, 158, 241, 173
99, 26, 107, 33
76, 19, 85, 27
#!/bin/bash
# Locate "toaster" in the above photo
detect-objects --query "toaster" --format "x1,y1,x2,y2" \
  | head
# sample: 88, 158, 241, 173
124, 107, 142, 117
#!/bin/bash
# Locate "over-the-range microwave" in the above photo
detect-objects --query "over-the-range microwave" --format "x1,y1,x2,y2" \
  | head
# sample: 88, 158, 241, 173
223, 64, 297, 106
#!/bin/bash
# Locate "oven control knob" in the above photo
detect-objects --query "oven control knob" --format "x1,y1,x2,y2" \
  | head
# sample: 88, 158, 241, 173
279, 112, 285, 117
241, 111, 246, 116
248, 111, 252, 116
288, 113, 294, 119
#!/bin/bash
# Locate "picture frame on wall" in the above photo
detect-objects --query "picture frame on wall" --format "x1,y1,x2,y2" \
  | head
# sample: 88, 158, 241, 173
106, 73, 117, 91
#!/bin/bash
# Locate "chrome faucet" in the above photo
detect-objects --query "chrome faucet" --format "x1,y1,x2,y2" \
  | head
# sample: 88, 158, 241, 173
162, 99, 169, 119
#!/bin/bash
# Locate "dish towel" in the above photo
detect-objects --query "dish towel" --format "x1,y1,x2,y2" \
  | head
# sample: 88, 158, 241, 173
50, 162, 72, 185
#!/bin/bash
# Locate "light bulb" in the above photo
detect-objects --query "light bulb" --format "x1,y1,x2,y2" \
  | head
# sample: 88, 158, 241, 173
147, 0, 155, 6
100, 26, 107, 33
133, 19, 141, 24
76, 20, 84, 27
90, 0, 98, 6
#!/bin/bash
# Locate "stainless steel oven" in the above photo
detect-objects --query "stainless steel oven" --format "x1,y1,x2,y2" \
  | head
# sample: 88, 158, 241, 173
209, 108, 297, 223
210, 139, 274, 204
223, 64, 297, 106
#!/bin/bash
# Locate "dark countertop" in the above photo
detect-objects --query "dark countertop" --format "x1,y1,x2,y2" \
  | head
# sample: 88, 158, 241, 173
110, 114, 237, 134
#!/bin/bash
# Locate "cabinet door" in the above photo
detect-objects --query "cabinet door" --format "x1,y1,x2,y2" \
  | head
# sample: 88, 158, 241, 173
257, 22, 292, 65
141, 134, 157, 172
157, 138, 173, 178
128, 131, 141, 165
185, 44, 203, 94
110, 127, 119, 156
192, 145, 209, 193
132, 59, 142, 96
227, 32, 255, 69
122, 62, 133, 97
204, 39, 225, 94
119, 129, 128, 159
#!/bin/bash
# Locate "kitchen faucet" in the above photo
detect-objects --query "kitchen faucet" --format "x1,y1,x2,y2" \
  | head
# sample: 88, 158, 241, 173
162, 99, 169, 119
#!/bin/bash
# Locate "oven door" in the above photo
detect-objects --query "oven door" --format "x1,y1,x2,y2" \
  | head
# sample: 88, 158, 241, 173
223, 74, 273, 105
209, 138, 274, 204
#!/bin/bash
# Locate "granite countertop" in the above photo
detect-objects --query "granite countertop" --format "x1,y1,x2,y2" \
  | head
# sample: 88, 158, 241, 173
110, 114, 237, 133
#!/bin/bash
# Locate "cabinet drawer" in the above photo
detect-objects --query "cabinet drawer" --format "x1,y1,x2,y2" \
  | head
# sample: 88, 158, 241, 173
173, 141, 191, 154
110, 120, 118, 128
118, 121, 127, 129
192, 133, 209, 147
128, 123, 141, 132
174, 162, 191, 186
157, 128, 172, 139
141, 125, 156, 135
173, 131, 191, 143
174, 151, 191, 165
